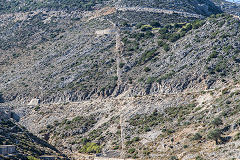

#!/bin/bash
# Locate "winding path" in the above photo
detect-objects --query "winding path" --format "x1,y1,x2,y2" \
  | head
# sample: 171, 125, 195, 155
116, 7, 203, 18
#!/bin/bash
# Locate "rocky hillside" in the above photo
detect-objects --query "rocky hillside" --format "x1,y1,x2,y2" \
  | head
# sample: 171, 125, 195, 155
213, 0, 240, 16
19, 83, 240, 160
0, 0, 221, 16
0, 108, 65, 159
0, 0, 222, 104
11, 13, 240, 160
119, 0, 221, 16
0, 0, 110, 14
3, 0, 240, 159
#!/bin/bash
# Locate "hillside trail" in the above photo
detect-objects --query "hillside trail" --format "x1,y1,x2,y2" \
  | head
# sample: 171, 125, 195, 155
86, 5, 204, 22
116, 7, 203, 18
115, 28, 123, 85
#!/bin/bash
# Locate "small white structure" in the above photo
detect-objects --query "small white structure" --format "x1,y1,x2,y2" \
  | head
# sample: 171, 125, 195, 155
27, 98, 40, 106
95, 29, 116, 35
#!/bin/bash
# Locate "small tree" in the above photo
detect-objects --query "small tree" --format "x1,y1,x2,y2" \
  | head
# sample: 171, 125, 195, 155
163, 43, 170, 52
150, 21, 161, 27
144, 67, 151, 72
211, 117, 223, 127
207, 129, 222, 144
192, 133, 202, 141
80, 142, 101, 153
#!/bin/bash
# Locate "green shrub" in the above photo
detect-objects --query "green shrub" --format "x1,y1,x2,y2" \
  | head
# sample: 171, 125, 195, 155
192, 20, 205, 29
34, 106, 40, 111
159, 33, 170, 40
129, 110, 165, 128
162, 128, 175, 135
113, 145, 119, 150
146, 77, 156, 84
174, 23, 185, 28
234, 132, 240, 141
145, 31, 154, 38
144, 67, 151, 72
222, 88, 229, 94
113, 76, 118, 81
141, 25, 152, 31
136, 23, 143, 29
195, 156, 205, 160
159, 27, 168, 34
150, 21, 161, 27
158, 41, 170, 51
226, 100, 231, 104
168, 33, 181, 42
170, 156, 178, 160
182, 23, 192, 32
81, 138, 89, 144
163, 43, 170, 52
121, 21, 129, 27
207, 51, 218, 61
125, 140, 133, 146
139, 49, 157, 64
144, 126, 151, 132
211, 117, 223, 127
80, 142, 101, 153
207, 129, 222, 144
191, 133, 202, 140
157, 71, 175, 82
132, 137, 140, 142
27, 156, 39, 160
217, 20, 225, 27
215, 61, 226, 73
143, 150, 150, 155
132, 32, 145, 40
119, 63, 125, 68
128, 148, 136, 154
220, 33, 229, 39
122, 37, 129, 44
223, 45, 233, 53
158, 40, 165, 47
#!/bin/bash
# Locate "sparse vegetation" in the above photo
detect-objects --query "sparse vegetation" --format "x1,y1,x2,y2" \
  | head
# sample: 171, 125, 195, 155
1, 1, 240, 159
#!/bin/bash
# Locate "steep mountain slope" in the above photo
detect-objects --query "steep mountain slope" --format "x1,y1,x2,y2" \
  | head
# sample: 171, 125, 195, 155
13, 14, 240, 160
213, 0, 240, 16
0, 0, 222, 104
18, 77, 240, 159
2, 0, 238, 159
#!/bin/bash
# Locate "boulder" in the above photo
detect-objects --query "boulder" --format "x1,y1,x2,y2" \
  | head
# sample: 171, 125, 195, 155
27, 98, 40, 106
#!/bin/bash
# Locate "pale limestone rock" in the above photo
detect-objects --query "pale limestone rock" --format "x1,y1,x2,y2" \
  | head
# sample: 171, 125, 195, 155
27, 98, 40, 106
